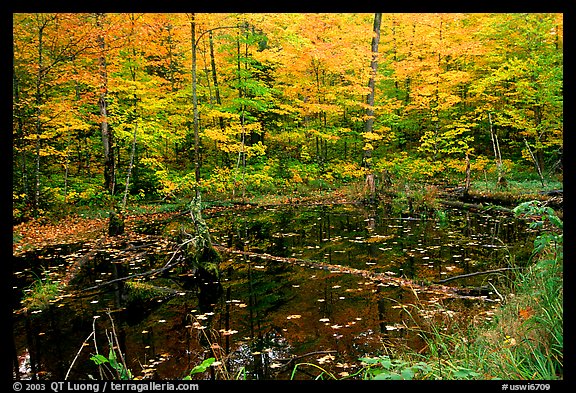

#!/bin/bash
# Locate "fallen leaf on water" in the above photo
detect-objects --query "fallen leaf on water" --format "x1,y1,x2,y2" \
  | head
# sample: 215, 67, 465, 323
319, 318, 330, 322
287, 314, 301, 320
317, 354, 335, 364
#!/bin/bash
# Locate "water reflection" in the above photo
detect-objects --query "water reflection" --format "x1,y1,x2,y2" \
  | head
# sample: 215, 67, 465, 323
12, 203, 531, 380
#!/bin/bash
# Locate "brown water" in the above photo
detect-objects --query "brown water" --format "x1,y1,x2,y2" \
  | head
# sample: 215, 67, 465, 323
11, 203, 533, 380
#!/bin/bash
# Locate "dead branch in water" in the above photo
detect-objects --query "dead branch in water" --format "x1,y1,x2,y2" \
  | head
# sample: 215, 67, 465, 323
435, 267, 520, 284
213, 244, 501, 302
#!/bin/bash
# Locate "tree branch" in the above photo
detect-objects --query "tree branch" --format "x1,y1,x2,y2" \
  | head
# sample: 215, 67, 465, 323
434, 267, 520, 284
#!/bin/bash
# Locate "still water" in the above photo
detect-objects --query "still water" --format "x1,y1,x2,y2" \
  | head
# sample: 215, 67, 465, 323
11, 203, 533, 380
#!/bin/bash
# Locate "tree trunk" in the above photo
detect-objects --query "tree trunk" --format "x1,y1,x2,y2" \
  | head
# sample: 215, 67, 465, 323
190, 13, 201, 198
209, 31, 225, 133
121, 123, 138, 211
488, 112, 506, 188
464, 152, 471, 196
96, 13, 115, 195
363, 12, 382, 147
523, 137, 545, 187
363, 13, 382, 203
33, 14, 48, 217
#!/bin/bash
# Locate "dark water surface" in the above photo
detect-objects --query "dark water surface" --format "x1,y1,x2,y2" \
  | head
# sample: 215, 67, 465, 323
11, 203, 533, 380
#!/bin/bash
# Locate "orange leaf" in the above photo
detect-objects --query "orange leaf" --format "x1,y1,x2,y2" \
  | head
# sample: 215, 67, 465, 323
518, 307, 534, 320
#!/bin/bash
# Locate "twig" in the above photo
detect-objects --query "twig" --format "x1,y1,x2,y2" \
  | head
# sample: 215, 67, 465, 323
65, 330, 94, 380
435, 267, 519, 284
107, 310, 129, 379
93, 316, 104, 379
80, 239, 192, 292
487, 281, 505, 303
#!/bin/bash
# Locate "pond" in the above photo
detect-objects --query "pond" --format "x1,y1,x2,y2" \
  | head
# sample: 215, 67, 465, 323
11, 202, 534, 380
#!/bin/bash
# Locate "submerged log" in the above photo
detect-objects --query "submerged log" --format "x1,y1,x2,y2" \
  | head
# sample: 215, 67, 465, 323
213, 244, 501, 302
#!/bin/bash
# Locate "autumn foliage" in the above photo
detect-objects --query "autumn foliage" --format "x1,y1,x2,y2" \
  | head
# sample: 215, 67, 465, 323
13, 13, 563, 222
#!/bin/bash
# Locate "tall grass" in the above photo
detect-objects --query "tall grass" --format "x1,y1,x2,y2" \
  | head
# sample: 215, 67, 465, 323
22, 272, 61, 311
399, 201, 563, 380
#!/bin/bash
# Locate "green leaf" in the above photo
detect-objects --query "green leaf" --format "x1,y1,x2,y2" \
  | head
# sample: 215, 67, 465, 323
453, 368, 481, 379
401, 368, 415, 380
359, 357, 380, 365
548, 215, 563, 229
378, 357, 393, 369
90, 355, 109, 365
189, 357, 216, 375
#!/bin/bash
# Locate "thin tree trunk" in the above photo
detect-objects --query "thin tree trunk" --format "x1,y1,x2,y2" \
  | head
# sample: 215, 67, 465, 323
464, 152, 471, 195
366, 13, 382, 123
488, 112, 506, 188
232, 26, 247, 201
33, 14, 48, 217
121, 123, 138, 211
363, 13, 382, 203
363, 12, 382, 147
209, 31, 224, 130
523, 137, 545, 187
96, 13, 115, 195
190, 13, 201, 198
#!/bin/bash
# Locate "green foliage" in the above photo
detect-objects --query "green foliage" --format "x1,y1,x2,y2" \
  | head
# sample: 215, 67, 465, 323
359, 356, 431, 380
183, 358, 216, 379
90, 347, 133, 380
513, 200, 562, 261
22, 273, 61, 311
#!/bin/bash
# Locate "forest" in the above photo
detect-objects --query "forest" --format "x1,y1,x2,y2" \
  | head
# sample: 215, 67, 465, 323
12, 13, 563, 382
12, 13, 563, 220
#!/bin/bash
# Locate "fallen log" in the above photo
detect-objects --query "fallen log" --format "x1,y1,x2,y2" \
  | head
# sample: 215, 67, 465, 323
438, 199, 514, 214
213, 245, 501, 302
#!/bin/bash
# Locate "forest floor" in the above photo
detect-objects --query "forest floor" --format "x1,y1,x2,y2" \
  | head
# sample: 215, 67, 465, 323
12, 188, 355, 256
